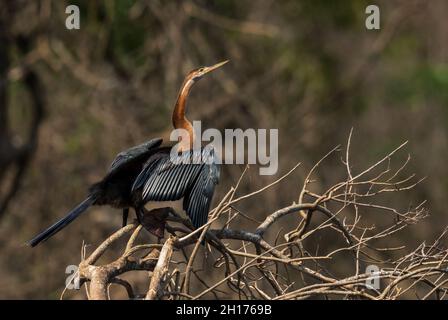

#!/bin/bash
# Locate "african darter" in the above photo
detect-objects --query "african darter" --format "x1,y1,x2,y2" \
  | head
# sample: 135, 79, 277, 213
28, 60, 228, 247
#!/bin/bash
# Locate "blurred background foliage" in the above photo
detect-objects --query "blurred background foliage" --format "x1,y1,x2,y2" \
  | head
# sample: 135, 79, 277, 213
0, 0, 447, 298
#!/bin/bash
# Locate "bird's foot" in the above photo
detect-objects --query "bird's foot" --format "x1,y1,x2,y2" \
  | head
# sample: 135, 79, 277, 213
138, 207, 171, 238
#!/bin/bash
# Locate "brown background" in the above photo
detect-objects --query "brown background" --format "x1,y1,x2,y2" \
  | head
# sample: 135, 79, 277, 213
0, 0, 447, 298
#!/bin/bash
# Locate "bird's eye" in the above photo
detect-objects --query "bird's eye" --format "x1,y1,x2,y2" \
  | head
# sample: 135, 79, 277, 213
198, 68, 204, 72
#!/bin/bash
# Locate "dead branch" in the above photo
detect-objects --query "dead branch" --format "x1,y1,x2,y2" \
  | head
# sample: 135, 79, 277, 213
67, 133, 448, 300
146, 237, 174, 300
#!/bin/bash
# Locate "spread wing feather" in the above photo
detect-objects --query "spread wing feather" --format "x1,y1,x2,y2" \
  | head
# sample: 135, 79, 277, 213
184, 155, 220, 228
134, 147, 220, 228
108, 138, 163, 175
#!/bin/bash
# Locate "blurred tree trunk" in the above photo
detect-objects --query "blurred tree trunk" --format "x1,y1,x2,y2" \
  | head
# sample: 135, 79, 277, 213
0, 1, 45, 218
0, 2, 13, 168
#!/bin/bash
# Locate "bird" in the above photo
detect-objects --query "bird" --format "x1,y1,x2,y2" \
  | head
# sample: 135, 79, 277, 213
130, 61, 228, 235
27, 60, 228, 247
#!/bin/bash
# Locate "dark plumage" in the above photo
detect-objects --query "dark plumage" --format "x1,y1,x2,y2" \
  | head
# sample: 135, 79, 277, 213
27, 139, 221, 247
132, 146, 220, 229
27, 138, 163, 247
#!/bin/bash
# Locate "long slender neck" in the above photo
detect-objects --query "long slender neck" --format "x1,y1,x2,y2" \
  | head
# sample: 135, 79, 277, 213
172, 78, 195, 152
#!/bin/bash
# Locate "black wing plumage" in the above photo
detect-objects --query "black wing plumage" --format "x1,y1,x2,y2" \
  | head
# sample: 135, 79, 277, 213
108, 138, 163, 175
183, 157, 220, 228
133, 147, 220, 228
28, 138, 164, 247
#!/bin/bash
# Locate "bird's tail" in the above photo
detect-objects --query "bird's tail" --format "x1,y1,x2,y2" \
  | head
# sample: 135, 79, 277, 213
27, 196, 96, 247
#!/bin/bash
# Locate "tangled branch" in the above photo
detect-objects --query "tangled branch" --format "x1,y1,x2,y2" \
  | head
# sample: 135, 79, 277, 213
69, 133, 448, 300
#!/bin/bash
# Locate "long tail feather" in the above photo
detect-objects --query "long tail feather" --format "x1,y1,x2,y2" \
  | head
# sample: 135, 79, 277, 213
27, 196, 95, 247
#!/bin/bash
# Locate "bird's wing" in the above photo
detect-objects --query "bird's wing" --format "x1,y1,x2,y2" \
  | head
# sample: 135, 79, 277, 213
136, 148, 205, 201
135, 147, 220, 228
108, 138, 163, 175
183, 149, 220, 229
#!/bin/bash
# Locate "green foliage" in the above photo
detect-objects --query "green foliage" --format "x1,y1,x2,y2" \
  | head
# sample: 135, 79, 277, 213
299, 0, 366, 28
386, 64, 448, 107
108, 0, 146, 61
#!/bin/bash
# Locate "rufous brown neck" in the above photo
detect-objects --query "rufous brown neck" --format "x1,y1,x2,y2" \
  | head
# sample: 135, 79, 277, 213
172, 78, 195, 152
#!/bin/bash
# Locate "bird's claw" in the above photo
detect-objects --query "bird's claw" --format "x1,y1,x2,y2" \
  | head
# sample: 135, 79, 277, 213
138, 207, 172, 238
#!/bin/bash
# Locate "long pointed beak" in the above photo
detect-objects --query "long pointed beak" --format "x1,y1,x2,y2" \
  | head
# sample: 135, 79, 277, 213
204, 60, 229, 74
